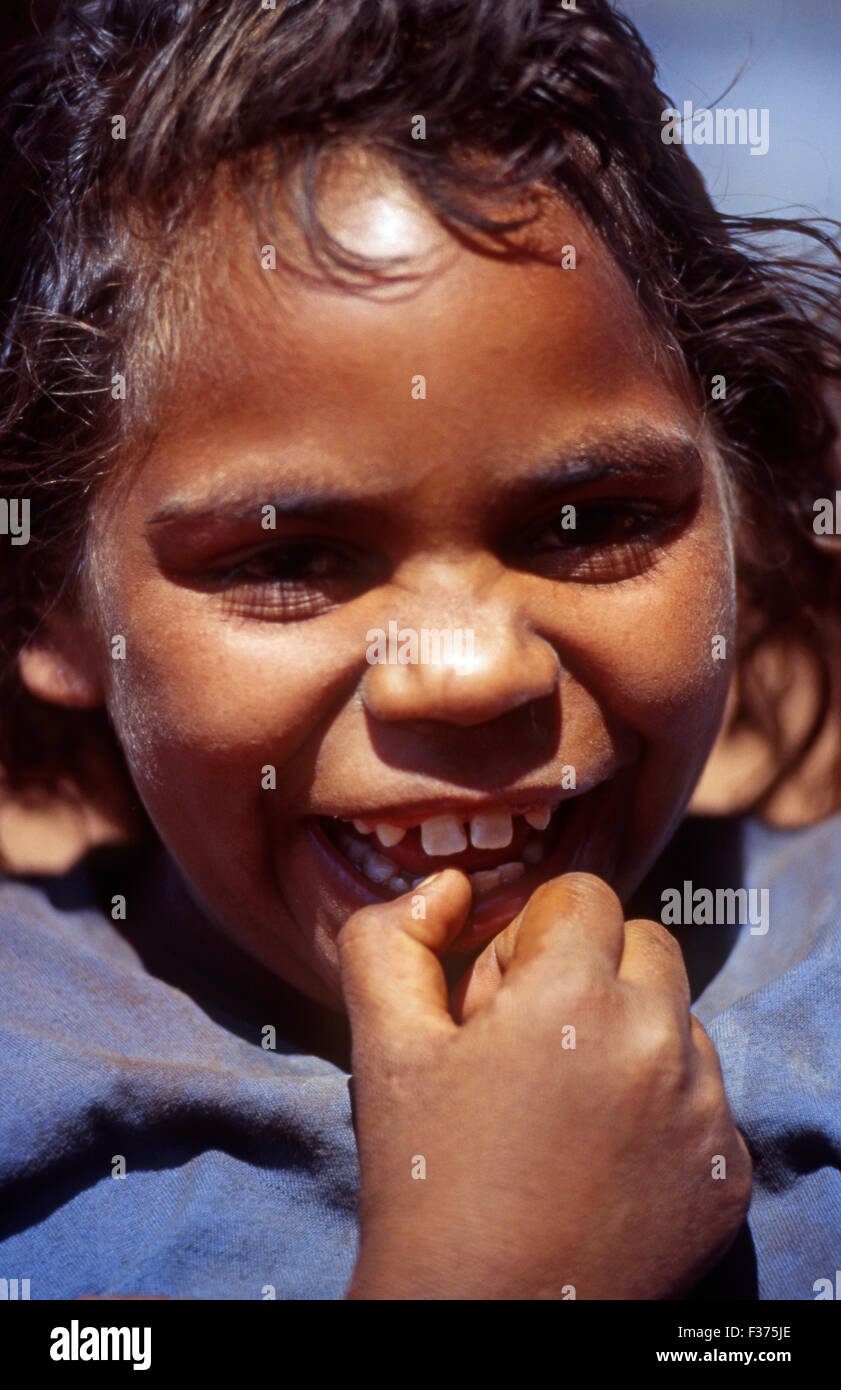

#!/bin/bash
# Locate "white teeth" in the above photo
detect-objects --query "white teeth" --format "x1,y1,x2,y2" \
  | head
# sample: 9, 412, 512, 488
362, 848, 397, 884
387, 874, 414, 894
522, 837, 547, 864
470, 868, 504, 892
342, 837, 367, 868
497, 861, 525, 883
338, 798, 554, 893
468, 811, 514, 849
469, 860, 526, 893
375, 823, 406, 847
420, 815, 468, 856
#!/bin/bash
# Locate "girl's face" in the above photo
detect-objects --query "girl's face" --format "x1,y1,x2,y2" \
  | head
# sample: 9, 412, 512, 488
71, 161, 736, 1010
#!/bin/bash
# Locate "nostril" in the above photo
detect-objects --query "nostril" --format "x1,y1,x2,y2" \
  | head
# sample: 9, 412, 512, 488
361, 641, 561, 726
364, 690, 562, 783
361, 620, 560, 701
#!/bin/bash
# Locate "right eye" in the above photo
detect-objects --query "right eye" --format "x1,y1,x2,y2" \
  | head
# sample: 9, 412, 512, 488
207, 539, 378, 620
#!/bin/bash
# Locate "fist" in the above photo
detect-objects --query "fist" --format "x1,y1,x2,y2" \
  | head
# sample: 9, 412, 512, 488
340, 869, 752, 1300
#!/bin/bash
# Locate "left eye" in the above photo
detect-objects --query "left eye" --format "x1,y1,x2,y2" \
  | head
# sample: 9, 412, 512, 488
523, 501, 674, 581
532, 503, 660, 549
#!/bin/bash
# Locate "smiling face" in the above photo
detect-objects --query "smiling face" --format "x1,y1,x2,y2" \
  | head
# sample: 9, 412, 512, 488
42, 156, 736, 1011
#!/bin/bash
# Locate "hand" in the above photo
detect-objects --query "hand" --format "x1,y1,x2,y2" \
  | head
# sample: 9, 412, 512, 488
339, 869, 752, 1300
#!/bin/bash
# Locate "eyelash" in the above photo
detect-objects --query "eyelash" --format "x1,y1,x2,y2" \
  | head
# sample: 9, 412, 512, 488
210, 501, 675, 618
213, 542, 369, 619
524, 500, 674, 580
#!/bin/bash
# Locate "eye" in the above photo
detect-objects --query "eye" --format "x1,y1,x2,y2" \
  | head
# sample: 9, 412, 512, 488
208, 539, 377, 619
524, 500, 677, 581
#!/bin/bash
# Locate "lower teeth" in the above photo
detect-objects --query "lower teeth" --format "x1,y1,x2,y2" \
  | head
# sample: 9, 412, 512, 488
361, 848, 397, 884
470, 861, 526, 892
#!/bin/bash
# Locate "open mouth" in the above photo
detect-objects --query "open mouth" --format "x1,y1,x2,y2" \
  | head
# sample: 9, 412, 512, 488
317, 801, 568, 898
301, 779, 617, 954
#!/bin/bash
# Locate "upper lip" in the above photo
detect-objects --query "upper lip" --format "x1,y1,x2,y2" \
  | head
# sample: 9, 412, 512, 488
313, 784, 598, 829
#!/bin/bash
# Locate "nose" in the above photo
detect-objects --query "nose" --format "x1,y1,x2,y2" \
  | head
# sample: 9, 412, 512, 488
360, 601, 561, 728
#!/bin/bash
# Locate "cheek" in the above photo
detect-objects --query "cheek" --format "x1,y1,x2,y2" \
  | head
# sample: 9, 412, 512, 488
615, 552, 732, 731
97, 580, 358, 807
556, 530, 736, 755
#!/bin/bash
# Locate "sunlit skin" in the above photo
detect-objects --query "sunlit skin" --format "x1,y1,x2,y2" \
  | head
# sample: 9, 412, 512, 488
24, 155, 737, 1037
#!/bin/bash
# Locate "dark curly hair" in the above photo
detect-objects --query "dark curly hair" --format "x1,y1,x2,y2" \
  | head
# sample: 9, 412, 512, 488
2, 0, 841, 831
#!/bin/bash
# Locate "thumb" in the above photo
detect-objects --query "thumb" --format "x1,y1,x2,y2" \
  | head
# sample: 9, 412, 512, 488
337, 869, 472, 1043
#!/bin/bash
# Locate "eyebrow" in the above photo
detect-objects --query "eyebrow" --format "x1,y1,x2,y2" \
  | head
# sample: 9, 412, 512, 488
147, 486, 381, 529
497, 431, 703, 504
146, 430, 704, 529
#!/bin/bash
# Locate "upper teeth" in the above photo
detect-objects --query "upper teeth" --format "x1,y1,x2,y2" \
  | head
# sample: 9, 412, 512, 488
468, 811, 514, 849
346, 806, 554, 853
375, 823, 406, 847
420, 815, 469, 856
333, 807, 558, 900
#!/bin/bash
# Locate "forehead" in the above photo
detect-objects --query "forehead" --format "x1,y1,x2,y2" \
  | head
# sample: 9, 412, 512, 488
136, 154, 699, 504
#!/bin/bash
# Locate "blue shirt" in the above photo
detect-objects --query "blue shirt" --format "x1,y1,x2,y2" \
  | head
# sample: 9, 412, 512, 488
0, 814, 839, 1299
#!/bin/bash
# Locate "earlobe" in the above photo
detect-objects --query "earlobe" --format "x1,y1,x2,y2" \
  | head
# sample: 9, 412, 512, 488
17, 611, 105, 709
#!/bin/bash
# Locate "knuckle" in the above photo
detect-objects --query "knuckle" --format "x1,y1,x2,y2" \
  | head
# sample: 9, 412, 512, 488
626, 1003, 687, 1076
379, 1031, 424, 1076
559, 871, 623, 917
515, 941, 606, 1009
697, 1078, 732, 1137
574, 966, 608, 1002
641, 1018, 685, 1069
547, 966, 604, 1014
381, 1017, 451, 1080
336, 908, 395, 992
689, 1014, 721, 1066
690, 1078, 753, 1203
629, 916, 685, 964
336, 906, 384, 956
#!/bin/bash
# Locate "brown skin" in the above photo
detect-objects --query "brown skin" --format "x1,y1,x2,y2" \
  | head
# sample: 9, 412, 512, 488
20, 155, 749, 1296
343, 871, 751, 1300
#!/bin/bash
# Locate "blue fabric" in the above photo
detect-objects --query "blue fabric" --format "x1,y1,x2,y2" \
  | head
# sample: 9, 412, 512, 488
689, 817, 841, 1301
0, 813, 838, 1300
0, 869, 359, 1300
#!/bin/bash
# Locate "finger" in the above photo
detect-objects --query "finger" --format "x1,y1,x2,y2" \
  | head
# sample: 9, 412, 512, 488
618, 918, 692, 1014
337, 868, 472, 1042
500, 872, 627, 987
688, 1017, 753, 1177
453, 873, 635, 1020
689, 1012, 731, 1079
449, 930, 507, 1022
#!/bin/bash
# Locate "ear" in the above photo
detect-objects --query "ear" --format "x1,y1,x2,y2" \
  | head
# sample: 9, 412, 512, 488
17, 608, 105, 709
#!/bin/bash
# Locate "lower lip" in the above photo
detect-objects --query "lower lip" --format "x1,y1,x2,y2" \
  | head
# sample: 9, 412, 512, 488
303, 789, 608, 955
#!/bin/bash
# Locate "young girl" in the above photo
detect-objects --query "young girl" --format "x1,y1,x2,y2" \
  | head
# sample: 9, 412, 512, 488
1, 0, 839, 1301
